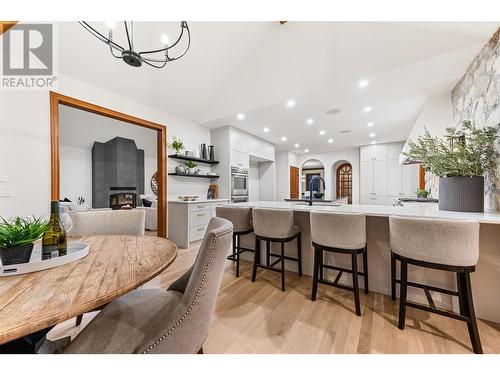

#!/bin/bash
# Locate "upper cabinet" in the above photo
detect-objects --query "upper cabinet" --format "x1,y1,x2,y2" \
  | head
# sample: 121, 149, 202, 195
230, 149, 249, 169
360, 144, 387, 161
230, 128, 275, 162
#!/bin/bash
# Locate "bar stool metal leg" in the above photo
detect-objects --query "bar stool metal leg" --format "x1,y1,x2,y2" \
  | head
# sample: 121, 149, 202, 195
311, 246, 320, 301
266, 241, 271, 267
351, 253, 361, 316
460, 271, 483, 354
281, 242, 286, 292
363, 247, 369, 294
235, 234, 240, 278
391, 252, 397, 301
297, 233, 302, 277
251, 238, 260, 282
398, 260, 408, 330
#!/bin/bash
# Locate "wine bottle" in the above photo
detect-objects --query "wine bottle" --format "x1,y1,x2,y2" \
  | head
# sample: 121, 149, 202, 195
42, 201, 67, 260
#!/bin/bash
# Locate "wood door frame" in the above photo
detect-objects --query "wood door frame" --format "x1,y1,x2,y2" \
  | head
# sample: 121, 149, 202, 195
289, 166, 299, 199
49, 91, 167, 238
0, 21, 17, 35
336, 162, 353, 204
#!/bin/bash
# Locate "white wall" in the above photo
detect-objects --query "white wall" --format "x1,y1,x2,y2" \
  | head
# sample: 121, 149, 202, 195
274, 151, 301, 201
298, 148, 360, 203
0, 73, 211, 218
248, 161, 260, 201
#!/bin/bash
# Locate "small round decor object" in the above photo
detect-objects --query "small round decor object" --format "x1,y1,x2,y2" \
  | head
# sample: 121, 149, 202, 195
122, 50, 143, 67
151, 172, 158, 196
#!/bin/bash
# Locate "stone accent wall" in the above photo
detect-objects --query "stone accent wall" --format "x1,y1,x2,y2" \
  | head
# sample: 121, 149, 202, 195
450, 27, 500, 211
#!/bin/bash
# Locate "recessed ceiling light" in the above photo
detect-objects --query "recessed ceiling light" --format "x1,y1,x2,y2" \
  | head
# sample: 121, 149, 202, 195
236, 113, 245, 120
306, 118, 314, 125
358, 79, 369, 88
263, 127, 270, 133
294, 143, 300, 148
369, 133, 376, 138
328, 139, 334, 143
286, 99, 296, 108
304, 149, 309, 153
363, 106, 373, 112
367, 122, 374, 127
281, 136, 287, 141
319, 130, 325, 136
371, 141, 377, 145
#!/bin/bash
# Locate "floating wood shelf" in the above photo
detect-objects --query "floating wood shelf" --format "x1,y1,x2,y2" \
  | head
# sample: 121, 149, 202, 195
168, 154, 219, 165
168, 173, 219, 179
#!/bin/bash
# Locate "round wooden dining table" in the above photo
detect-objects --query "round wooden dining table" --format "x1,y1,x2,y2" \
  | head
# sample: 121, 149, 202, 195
0, 235, 178, 347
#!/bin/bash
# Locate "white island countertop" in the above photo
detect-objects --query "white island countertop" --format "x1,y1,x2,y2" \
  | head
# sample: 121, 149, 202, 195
168, 198, 229, 204
225, 201, 500, 224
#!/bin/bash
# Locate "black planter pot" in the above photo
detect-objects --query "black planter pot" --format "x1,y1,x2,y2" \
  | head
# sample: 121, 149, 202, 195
0, 243, 34, 266
439, 176, 484, 212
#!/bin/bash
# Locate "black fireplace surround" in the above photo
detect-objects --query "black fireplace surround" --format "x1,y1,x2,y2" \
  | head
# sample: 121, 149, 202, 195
92, 137, 145, 209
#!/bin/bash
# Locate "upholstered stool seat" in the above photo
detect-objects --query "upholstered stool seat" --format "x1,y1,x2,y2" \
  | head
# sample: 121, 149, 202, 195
310, 211, 368, 316
389, 216, 482, 354
251, 208, 302, 291
216, 206, 254, 277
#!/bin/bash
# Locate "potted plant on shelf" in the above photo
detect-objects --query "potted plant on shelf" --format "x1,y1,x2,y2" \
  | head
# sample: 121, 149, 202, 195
0, 216, 48, 266
404, 121, 498, 212
168, 136, 184, 155
415, 189, 429, 199
184, 160, 197, 174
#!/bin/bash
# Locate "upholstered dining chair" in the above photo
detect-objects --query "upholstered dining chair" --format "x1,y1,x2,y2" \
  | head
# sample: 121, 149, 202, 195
68, 209, 146, 326
67, 209, 146, 237
63, 217, 233, 354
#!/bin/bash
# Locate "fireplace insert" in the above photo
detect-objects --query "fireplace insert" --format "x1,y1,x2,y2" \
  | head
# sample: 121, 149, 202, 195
110, 193, 137, 210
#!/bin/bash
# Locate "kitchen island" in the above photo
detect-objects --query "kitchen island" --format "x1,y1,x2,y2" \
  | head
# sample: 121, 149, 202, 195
223, 201, 500, 323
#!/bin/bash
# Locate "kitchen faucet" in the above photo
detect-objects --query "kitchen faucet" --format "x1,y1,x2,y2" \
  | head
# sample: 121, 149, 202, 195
308, 176, 326, 206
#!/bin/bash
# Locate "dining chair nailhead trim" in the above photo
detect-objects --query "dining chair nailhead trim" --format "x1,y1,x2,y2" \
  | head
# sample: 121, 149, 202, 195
142, 228, 233, 354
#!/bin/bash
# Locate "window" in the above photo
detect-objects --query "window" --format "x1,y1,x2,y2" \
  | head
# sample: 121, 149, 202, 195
336, 163, 352, 204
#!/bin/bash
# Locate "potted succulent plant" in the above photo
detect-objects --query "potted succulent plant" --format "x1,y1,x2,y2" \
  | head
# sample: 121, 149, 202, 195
168, 136, 184, 155
415, 189, 429, 199
404, 121, 498, 212
0, 216, 48, 265
184, 160, 197, 174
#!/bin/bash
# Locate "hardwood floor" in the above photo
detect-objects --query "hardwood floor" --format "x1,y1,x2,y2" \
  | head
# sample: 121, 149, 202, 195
49, 243, 500, 354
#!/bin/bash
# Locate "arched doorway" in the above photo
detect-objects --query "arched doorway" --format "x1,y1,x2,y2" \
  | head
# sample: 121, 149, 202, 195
301, 159, 325, 199
336, 162, 352, 204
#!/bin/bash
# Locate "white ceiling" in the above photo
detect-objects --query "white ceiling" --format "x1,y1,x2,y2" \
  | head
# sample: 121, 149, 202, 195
56, 21, 499, 154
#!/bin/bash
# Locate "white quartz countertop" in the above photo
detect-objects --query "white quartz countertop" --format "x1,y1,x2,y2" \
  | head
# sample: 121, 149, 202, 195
224, 201, 500, 224
168, 198, 229, 204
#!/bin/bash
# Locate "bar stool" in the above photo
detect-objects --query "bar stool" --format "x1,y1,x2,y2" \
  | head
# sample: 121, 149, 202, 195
310, 211, 368, 316
389, 216, 482, 354
216, 206, 254, 277
251, 208, 302, 291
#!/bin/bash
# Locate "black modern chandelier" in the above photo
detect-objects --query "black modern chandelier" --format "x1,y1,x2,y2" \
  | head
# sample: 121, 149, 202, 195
78, 21, 191, 68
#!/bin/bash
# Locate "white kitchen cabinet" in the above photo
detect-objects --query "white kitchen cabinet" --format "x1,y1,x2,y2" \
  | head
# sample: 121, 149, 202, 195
373, 160, 387, 196
401, 164, 419, 196
386, 143, 403, 160
230, 128, 275, 161
387, 159, 402, 196
168, 199, 229, 248
230, 129, 250, 153
360, 144, 387, 161
360, 161, 374, 197
230, 149, 249, 169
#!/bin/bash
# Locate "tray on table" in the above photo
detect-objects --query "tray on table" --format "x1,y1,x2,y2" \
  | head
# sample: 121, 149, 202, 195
0, 242, 89, 277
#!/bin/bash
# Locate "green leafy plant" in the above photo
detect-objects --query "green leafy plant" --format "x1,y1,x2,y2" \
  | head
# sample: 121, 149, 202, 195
415, 189, 429, 198
0, 216, 48, 248
168, 136, 184, 154
403, 121, 498, 177
184, 160, 197, 169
